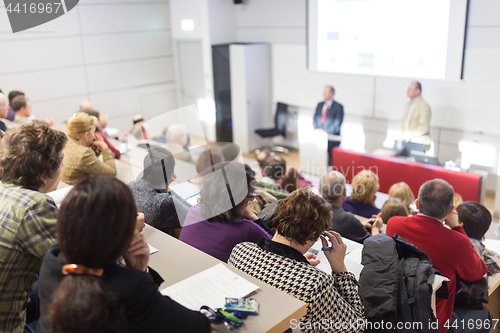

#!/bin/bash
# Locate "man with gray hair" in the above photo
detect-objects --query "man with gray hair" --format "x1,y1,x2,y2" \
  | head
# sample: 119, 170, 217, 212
165, 124, 193, 163
387, 179, 489, 332
0, 93, 9, 132
320, 171, 382, 244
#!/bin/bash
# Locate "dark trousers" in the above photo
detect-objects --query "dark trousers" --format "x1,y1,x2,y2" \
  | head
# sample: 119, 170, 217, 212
24, 281, 40, 333
328, 140, 341, 166
446, 306, 492, 333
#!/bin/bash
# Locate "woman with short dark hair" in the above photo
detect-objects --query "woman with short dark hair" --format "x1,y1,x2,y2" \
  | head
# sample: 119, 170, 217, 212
38, 176, 211, 333
179, 162, 272, 262
229, 188, 365, 332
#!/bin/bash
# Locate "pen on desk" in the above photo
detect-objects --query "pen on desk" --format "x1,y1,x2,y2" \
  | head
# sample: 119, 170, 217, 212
321, 247, 332, 251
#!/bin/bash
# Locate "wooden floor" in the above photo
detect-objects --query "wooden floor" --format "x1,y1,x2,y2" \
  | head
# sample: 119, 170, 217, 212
242, 148, 499, 222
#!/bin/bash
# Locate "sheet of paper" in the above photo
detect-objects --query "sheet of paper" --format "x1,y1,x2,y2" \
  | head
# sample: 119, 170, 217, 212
484, 239, 500, 255
309, 238, 364, 279
148, 243, 158, 255
46, 186, 74, 208
161, 263, 259, 311
170, 182, 201, 200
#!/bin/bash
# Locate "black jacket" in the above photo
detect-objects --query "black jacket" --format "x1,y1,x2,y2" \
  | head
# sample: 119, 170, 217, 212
329, 204, 371, 244
38, 243, 211, 333
359, 233, 444, 332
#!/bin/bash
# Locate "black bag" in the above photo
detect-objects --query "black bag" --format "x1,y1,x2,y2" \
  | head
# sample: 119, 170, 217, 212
454, 276, 488, 310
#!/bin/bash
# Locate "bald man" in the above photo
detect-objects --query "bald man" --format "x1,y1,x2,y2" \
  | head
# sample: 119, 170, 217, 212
398, 81, 431, 148
80, 100, 94, 111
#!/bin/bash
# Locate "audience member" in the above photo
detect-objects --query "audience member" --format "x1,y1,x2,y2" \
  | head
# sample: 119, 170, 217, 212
38, 176, 211, 333
179, 162, 272, 262
6, 90, 23, 121
386, 179, 489, 332
320, 171, 382, 243
380, 197, 408, 223
129, 147, 191, 237
165, 124, 193, 163
0, 122, 67, 333
256, 148, 311, 188
11, 95, 54, 125
82, 109, 120, 159
0, 93, 9, 131
79, 100, 93, 111
229, 189, 365, 332
455, 202, 492, 311
342, 169, 381, 218
221, 143, 240, 162
388, 181, 414, 215
454, 193, 464, 208
195, 148, 224, 175
61, 112, 116, 185
256, 155, 291, 199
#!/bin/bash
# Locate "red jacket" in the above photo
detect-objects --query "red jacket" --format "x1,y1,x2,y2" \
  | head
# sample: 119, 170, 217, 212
386, 214, 487, 333
95, 131, 120, 159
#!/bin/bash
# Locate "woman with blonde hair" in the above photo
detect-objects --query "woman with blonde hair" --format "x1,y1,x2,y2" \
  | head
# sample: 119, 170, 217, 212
342, 169, 381, 218
388, 182, 415, 215
381, 197, 409, 223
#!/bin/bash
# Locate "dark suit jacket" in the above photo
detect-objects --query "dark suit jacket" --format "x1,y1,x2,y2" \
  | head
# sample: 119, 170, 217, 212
313, 100, 344, 136
38, 244, 211, 333
329, 204, 371, 244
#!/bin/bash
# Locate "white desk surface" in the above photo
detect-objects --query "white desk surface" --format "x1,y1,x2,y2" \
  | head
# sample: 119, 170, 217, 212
142, 225, 307, 333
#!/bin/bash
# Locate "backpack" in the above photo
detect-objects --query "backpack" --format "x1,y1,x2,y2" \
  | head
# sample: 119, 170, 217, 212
359, 233, 444, 332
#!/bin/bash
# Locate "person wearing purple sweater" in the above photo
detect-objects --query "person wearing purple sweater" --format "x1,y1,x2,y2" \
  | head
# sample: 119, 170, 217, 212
342, 169, 381, 218
179, 162, 272, 262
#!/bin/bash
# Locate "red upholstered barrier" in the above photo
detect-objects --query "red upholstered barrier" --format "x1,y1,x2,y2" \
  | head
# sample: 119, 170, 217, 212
332, 148, 483, 202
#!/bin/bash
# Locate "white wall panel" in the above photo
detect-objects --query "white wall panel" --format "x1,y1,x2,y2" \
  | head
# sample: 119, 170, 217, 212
236, 28, 305, 44
234, 0, 305, 28
0, 67, 88, 101
272, 44, 374, 117
0, 6, 80, 41
0, 37, 83, 74
468, 0, 500, 27
86, 57, 175, 93
83, 31, 172, 64
79, 3, 170, 34
466, 27, 500, 49
31, 96, 87, 123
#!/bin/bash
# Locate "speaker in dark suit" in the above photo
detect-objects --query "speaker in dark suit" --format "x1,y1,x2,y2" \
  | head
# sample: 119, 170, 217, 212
312, 86, 344, 165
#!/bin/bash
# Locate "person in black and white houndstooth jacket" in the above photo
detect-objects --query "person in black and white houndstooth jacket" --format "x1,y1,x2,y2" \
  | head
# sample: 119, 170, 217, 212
229, 188, 365, 333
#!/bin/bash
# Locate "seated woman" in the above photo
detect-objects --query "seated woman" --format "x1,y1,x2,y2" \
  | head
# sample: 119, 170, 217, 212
61, 112, 116, 185
38, 176, 210, 333
129, 147, 191, 237
229, 189, 365, 332
342, 170, 381, 218
195, 148, 224, 176
388, 182, 414, 215
455, 202, 495, 316
179, 162, 272, 262
82, 109, 121, 159
380, 197, 409, 224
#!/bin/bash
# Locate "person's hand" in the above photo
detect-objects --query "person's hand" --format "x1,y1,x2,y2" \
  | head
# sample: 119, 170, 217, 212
92, 134, 108, 150
372, 213, 383, 229
44, 117, 54, 126
320, 230, 347, 273
362, 220, 373, 229
444, 207, 459, 229
315, 128, 325, 132
123, 230, 150, 272
135, 213, 145, 232
243, 203, 258, 221
304, 252, 320, 266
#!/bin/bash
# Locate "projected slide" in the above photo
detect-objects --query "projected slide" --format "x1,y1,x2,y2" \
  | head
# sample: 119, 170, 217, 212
309, 0, 467, 80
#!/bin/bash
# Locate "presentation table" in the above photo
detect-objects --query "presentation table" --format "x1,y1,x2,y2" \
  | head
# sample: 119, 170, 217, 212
142, 224, 307, 333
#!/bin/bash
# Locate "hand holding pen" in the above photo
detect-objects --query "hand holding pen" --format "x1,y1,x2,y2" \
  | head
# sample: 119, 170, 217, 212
320, 230, 348, 273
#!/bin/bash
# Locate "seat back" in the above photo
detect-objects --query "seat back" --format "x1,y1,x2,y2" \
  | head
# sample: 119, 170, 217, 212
274, 102, 288, 137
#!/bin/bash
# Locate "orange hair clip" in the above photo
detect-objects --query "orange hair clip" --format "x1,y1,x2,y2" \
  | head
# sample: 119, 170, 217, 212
62, 264, 104, 277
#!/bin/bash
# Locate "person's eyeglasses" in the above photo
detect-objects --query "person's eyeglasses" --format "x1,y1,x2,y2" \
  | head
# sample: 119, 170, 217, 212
200, 306, 243, 328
